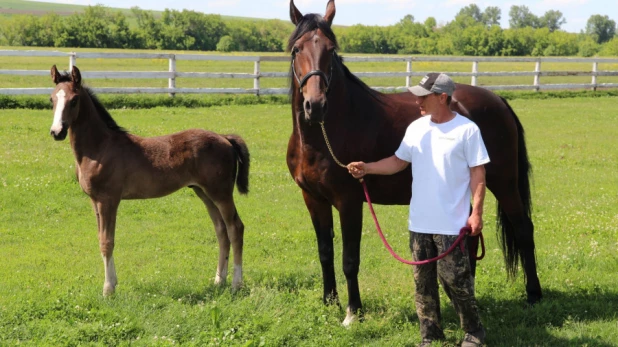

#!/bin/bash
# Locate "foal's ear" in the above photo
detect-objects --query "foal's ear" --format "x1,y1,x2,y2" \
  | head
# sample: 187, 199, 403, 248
324, 0, 336, 26
290, 0, 303, 25
51, 65, 60, 84
71, 66, 82, 88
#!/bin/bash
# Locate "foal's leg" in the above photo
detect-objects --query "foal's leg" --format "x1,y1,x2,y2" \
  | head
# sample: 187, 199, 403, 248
192, 187, 231, 287
216, 198, 245, 290
93, 198, 120, 296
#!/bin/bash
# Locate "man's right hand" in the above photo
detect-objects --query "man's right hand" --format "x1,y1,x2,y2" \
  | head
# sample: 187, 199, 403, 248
347, 162, 366, 179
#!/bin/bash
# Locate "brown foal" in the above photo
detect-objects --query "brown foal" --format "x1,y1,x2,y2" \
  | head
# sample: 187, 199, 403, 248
49, 65, 250, 296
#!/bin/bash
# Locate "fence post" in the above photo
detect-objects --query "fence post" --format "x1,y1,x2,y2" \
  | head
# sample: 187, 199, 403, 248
406, 58, 412, 87
254, 60, 260, 96
471, 61, 478, 86
534, 59, 541, 92
168, 55, 176, 97
69, 53, 76, 71
591, 61, 598, 91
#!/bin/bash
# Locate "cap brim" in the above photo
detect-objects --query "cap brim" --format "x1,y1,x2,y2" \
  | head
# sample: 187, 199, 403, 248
407, 85, 432, 96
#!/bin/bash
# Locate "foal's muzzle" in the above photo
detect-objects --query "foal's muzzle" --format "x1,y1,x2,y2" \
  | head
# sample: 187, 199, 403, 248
50, 123, 68, 141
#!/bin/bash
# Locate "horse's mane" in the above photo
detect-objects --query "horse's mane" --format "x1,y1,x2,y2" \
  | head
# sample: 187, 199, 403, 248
84, 87, 127, 133
287, 13, 384, 102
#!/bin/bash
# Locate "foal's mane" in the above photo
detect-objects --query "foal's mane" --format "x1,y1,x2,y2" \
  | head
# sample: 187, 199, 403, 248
287, 13, 384, 102
57, 71, 127, 133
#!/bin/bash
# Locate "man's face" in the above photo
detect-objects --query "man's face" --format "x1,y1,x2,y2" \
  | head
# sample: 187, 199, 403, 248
416, 92, 443, 116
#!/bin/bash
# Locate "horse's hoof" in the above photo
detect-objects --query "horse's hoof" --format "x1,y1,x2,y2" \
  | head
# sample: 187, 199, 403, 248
342, 307, 358, 327
526, 293, 542, 306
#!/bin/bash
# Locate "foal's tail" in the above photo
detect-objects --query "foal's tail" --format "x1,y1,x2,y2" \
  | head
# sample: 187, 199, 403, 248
497, 97, 533, 278
225, 135, 250, 195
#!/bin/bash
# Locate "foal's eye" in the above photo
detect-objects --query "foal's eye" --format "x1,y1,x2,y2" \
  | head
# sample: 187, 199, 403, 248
49, 97, 53, 103
70, 98, 78, 107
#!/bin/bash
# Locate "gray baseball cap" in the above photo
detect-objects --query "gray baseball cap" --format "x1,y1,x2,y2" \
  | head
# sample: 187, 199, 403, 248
408, 73, 455, 96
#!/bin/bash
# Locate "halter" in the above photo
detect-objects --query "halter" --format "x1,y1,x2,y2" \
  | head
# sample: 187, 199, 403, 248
292, 51, 335, 94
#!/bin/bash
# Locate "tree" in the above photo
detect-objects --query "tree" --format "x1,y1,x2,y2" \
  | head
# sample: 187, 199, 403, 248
539, 10, 566, 32
424, 17, 437, 30
457, 4, 483, 22
509, 5, 539, 29
585, 14, 616, 44
482, 6, 501, 27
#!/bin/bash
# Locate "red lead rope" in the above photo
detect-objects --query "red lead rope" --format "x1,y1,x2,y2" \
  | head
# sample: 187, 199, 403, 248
361, 179, 485, 265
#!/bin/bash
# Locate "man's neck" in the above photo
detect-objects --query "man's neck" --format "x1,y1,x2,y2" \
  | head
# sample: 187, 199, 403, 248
430, 109, 456, 124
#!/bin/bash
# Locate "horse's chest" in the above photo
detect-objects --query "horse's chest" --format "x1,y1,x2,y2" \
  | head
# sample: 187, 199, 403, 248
76, 165, 93, 195
288, 145, 330, 194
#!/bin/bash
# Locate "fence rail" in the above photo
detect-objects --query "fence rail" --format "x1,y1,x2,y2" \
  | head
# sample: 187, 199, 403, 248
2, 50, 618, 95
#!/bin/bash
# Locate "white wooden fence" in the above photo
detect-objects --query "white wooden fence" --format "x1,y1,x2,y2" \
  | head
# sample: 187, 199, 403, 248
2, 50, 618, 95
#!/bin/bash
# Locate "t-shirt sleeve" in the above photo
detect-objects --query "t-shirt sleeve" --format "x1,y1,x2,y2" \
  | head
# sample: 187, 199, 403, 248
394, 127, 412, 162
465, 125, 490, 167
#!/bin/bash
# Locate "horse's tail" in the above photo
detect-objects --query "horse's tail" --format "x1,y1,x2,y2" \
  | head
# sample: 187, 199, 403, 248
225, 134, 250, 195
497, 97, 533, 278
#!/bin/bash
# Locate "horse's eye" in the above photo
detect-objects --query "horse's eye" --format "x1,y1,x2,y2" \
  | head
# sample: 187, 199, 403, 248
70, 98, 78, 107
49, 97, 53, 103
292, 47, 300, 55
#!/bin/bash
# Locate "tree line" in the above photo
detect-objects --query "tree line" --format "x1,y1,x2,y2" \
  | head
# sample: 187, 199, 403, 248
0, 4, 617, 57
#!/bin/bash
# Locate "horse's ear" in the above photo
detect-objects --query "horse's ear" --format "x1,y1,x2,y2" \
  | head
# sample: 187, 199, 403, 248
71, 66, 82, 88
290, 0, 303, 25
51, 65, 60, 84
324, 0, 336, 26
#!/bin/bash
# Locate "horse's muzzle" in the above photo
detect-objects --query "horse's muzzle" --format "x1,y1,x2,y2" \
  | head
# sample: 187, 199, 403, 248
303, 97, 328, 123
51, 125, 68, 141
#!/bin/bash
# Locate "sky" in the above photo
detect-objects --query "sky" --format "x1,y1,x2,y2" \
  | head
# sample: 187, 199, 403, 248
34, 0, 611, 33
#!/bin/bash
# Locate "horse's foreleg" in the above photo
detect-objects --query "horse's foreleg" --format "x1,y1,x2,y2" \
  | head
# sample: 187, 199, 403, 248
302, 191, 337, 305
95, 199, 120, 296
338, 201, 364, 327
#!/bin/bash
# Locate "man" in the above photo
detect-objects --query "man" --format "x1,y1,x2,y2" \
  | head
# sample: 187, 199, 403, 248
347, 73, 488, 347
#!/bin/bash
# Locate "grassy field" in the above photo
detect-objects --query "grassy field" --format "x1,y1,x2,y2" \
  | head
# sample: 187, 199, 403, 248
1, 46, 618, 92
0, 97, 617, 346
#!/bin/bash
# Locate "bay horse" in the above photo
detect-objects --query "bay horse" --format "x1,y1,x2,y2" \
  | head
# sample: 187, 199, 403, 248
49, 65, 249, 296
286, 0, 542, 325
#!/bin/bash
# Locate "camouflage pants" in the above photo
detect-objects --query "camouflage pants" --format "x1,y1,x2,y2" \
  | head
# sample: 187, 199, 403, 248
410, 231, 483, 340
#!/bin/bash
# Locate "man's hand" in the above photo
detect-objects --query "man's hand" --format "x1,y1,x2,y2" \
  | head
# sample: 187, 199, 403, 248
347, 162, 366, 179
467, 213, 483, 236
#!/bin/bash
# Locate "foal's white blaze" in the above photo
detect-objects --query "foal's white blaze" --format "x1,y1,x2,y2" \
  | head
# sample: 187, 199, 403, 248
102, 254, 118, 296
50, 89, 66, 135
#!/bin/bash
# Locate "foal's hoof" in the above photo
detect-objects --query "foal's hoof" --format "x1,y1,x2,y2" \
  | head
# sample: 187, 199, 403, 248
342, 307, 358, 327
102, 284, 116, 297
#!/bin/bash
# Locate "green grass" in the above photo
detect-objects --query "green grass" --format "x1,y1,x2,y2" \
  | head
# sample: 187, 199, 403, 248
0, 99, 617, 346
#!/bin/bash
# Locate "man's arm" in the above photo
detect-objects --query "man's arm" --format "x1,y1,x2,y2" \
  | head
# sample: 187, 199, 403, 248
468, 164, 486, 236
347, 155, 409, 179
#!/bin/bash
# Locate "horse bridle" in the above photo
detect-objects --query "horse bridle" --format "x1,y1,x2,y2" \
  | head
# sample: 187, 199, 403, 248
291, 51, 334, 94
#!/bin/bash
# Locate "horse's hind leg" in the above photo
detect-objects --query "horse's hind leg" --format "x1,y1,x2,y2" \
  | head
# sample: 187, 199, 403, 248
92, 198, 120, 296
490, 184, 542, 304
192, 187, 232, 287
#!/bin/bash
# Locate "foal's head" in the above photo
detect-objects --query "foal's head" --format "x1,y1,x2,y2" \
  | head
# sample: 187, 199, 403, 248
289, 0, 338, 123
49, 65, 83, 141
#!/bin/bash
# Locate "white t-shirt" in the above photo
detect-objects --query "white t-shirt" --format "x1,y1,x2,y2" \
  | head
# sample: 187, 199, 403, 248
395, 113, 490, 235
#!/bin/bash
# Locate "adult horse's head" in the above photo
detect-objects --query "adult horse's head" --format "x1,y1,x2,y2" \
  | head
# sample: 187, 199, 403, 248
49, 65, 83, 141
288, 0, 338, 123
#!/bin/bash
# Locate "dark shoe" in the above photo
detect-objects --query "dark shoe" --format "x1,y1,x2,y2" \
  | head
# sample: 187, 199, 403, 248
461, 327, 486, 347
